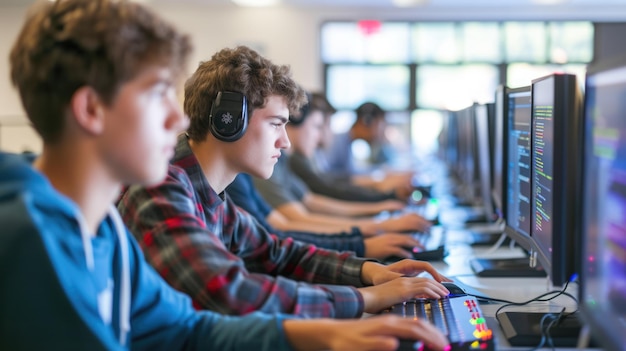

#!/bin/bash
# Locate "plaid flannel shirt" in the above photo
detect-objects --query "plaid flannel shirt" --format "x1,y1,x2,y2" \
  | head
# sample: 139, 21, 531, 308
117, 134, 368, 318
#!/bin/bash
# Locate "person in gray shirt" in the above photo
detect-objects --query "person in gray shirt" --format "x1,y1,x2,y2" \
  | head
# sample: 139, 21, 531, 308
290, 92, 409, 203
252, 94, 433, 237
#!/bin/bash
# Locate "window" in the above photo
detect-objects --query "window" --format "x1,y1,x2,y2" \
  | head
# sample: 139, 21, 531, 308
321, 20, 593, 156
504, 22, 547, 62
417, 64, 499, 110
326, 65, 410, 111
321, 22, 411, 63
412, 22, 459, 63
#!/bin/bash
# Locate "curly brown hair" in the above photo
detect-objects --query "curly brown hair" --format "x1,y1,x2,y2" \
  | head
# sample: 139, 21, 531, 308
184, 46, 307, 142
10, 0, 192, 143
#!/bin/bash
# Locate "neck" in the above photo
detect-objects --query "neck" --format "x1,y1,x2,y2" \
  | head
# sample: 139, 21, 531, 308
188, 138, 236, 194
34, 143, 121, 235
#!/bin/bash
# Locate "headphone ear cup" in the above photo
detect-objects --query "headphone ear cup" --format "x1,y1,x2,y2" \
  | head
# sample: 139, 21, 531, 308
209, 91, 248, 142
289, 91, 312, 126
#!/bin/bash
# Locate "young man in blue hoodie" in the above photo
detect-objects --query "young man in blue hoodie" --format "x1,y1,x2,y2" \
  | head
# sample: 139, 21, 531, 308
0, 0, 450, 350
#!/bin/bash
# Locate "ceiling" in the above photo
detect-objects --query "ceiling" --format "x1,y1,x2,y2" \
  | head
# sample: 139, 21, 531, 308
3, 0, 626, 7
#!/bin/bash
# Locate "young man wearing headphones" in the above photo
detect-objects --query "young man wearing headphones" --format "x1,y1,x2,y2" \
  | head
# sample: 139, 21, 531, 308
117, 46, 452, 319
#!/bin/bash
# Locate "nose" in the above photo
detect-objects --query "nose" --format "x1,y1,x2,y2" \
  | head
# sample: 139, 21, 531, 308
167, 100, 189, 134
278, 126, 291, 150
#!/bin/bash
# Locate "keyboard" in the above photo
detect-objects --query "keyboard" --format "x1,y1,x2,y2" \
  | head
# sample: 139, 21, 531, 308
382, 296, 495, 351
408, 199, 440, 222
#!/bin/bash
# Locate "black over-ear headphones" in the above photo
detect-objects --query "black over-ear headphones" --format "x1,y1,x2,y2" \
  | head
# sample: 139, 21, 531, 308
288, 92, 312, 126
209, 91, 248, 142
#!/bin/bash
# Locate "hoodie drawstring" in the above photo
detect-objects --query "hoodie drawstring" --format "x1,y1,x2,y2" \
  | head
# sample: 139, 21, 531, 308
77, 208, 131, 346
109, 206, 131, 346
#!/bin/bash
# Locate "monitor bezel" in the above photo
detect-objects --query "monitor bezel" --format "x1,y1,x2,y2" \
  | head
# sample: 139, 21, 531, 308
491, 85, 506, 219
578, 55, 626, 351
502, 85, 534, 252
474, 103, 497, 221
529, 73, 583, 287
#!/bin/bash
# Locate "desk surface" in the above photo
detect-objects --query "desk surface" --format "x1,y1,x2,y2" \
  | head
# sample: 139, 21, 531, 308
418, 232, 598, 351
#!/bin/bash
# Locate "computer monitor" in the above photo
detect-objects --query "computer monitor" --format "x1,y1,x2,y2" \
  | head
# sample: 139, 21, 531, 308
474, 103, 497, 222
579, 56, 626, 351
491, 86, 506, 219
438, 110, 459, 169
455, 105, 478, 204
529, 73, 584, 288
504, 86, 534, 250
469, 86, 546, 278
496, 75, 586, 347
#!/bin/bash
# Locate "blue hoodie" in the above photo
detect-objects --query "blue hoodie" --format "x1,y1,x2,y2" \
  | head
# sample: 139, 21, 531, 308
0, 152, 295, 351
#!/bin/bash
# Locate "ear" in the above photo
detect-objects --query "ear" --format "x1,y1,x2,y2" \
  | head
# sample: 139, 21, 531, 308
69, 86, 106, 136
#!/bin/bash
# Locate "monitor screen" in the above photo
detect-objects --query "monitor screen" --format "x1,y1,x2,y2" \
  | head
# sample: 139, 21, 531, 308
456, 105, 478, 202
504, 86, 533, 250
439, 110, 459, 172
530, 73, 583, 287
579, 58, 626, 351
492, 86, 506, 218
474, 103, 497, 221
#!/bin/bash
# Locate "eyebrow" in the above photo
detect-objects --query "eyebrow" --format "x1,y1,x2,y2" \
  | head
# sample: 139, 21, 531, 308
271, 115, 289, 124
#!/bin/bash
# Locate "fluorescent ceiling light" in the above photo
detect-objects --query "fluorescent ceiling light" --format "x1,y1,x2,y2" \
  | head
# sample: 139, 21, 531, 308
531, 0, 568, 4
392, 0, 430, 7
231, 0, 281, 6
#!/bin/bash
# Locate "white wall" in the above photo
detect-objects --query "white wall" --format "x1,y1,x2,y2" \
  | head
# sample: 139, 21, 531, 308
1, 2, 625, 152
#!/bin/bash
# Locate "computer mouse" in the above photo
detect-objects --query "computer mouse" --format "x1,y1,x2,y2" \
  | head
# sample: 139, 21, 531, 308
397, 339, 423, 351
441, 281, 467, 296
430, 216, 440, 226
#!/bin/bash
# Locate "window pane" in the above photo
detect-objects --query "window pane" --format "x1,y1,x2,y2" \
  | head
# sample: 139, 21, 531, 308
411, 109, 445, 158
416, 64, 499, 110
412, 22, 459, 63
550, 22, 594, 63
321, 23, 363, 62
507, 63, 587, 89
462, 22, 502, 63
327, 65, 410, 110
504, 22, 547, 62
383, 110, 413, 168
321, 22, 410, 63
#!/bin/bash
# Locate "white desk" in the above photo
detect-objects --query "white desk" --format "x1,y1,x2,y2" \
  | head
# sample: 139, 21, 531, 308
424, 233, 599, 351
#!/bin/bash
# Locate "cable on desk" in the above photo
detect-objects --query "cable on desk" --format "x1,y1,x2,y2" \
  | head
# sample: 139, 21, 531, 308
493, 277, 580, 351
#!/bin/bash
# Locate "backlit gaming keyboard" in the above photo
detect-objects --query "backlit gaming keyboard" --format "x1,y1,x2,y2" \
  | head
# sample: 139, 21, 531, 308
382, 296, 494, 351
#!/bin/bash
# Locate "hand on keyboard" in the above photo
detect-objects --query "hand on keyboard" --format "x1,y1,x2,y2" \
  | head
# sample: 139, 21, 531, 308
333, 315, 450, 351
363, 233, 424, 259
361, 260, 450, 287
378, 212, 433, 234
358, 277, 450, 314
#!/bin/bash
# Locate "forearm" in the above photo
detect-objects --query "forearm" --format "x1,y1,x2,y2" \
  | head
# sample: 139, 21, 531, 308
283, 319, 340, 351
306, 193, 385, 217
269, 214, 353, 234
286, 213, 388, 237
274, 229, 365, 257
190, 312, 294, 351
275, 205, 361, 233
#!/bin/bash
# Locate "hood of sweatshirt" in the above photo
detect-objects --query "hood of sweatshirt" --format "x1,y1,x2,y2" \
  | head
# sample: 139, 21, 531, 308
0, 151, 131, 345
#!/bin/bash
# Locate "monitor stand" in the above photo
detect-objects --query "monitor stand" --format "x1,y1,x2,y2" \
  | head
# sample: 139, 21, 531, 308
498, 311, 594, 347
470, 257, 546, 277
